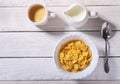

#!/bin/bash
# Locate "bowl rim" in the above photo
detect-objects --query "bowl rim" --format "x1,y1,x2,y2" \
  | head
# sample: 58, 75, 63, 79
54, 34, 99, 79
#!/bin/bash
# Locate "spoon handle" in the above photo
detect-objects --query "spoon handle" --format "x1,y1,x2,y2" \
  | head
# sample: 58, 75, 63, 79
104, 40, 109, 73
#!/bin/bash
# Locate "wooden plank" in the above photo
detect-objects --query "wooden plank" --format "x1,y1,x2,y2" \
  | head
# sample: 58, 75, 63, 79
109, 31, 120, 56
0, 6, 120, 31
1, 0, 120, 6
0, 0, 46, 6
0, 0, 83, 6
0, 6, 119, 31
87, 6, 120, 31
96, 58, 120, 80
0, 58, 119, 80
0, 32, 104, 57
84, 0, 120, 6
45, 0, 83, 6
0, 81, 120, 84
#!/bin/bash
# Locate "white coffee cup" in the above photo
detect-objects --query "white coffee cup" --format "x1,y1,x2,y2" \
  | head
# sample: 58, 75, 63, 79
64, 3, 98, 27
27, 3, 55, 25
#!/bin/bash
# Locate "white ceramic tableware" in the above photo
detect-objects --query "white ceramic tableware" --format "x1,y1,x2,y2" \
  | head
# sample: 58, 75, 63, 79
27, 3, 55, 26
64, 3, 98, 27
54, 34, 99, 79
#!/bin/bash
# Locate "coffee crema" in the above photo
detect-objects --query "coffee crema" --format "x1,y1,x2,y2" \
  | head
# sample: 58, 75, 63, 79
28, 5, 46, 22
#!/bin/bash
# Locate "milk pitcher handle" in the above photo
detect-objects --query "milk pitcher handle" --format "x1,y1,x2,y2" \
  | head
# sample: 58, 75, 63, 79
88, 11, 99, 19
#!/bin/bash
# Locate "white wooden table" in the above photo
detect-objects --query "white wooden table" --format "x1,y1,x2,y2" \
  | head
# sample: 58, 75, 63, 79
0, 0, 120, 84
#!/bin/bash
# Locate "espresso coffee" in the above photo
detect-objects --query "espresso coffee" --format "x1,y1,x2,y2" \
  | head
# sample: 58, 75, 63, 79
28, 5, 46, 22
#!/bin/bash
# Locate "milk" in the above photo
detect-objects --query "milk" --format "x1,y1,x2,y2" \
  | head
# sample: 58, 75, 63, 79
65, 5, 87, 22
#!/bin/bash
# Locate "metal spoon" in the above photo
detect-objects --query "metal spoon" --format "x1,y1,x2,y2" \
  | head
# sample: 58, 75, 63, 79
101, 22, 111, 73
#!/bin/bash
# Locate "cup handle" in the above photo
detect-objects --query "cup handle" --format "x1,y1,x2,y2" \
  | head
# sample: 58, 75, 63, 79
48, 12, 56, 18
88, 11, 99, 19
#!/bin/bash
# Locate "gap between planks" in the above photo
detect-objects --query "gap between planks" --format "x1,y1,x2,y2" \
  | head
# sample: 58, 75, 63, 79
0, 56, 120, 58
0, 80, 120, 84
0, 30, 118, 32
0, 5, 120, 8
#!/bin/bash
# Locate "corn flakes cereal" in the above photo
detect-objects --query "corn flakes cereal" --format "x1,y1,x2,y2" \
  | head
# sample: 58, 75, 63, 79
59, 40, 92, 73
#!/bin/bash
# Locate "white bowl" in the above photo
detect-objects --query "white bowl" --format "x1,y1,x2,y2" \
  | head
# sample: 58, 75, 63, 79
54, 34, 99, 79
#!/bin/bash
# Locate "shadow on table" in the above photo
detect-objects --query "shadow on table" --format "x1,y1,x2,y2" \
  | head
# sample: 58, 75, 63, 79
81, 17, 116, 36
97, 58, 117, 80
36, 14, 68, 36
76, 17, 117, 32
78, 17, 105, 31
82, 17, 116, 55
106, 58, 117, 80
81, 17, 117, 80
35, 13, 117, 37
